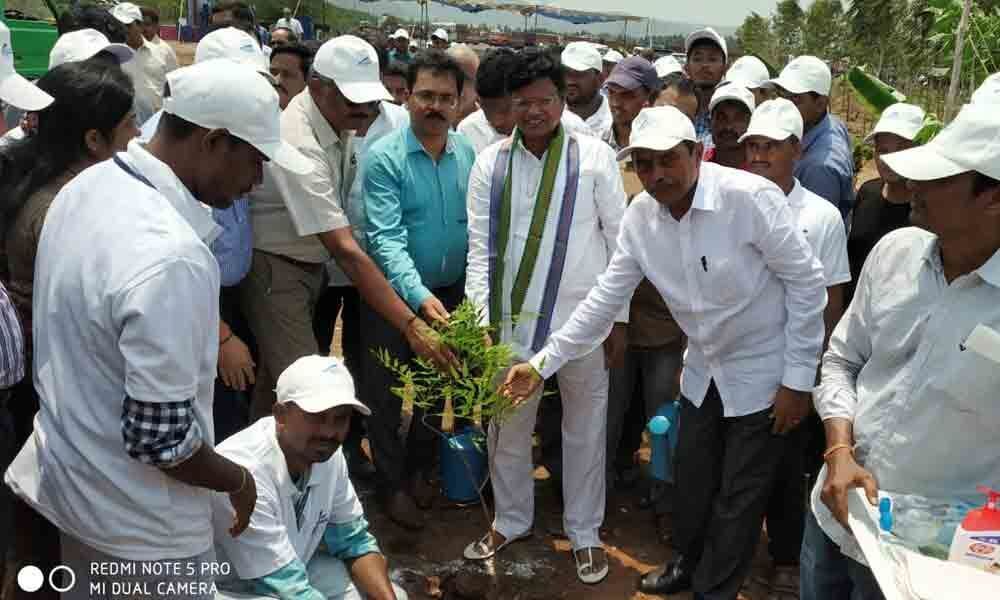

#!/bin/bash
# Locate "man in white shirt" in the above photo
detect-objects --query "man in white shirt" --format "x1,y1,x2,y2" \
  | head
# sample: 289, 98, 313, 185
213, 356, 406, 600
742, 99, 850, 598
4, 59, 314, 598
275, 7, 304, 39
462, 48, 627, 586
447, 44, 480, 125
562, 42, 612, 139
804, 103, 1000, 600
113, 2, 171, 125
457, 47, 590, 154
242, 35, 454, 421
141, 6, 179, 73
502, 106, 827, 599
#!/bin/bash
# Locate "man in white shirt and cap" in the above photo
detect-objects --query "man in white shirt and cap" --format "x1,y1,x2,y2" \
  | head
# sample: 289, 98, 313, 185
457, 47, 590, 154
725, 55, 771, 106
388, 29, 413, 65
703, 83, 755, 169
213, 356, 406, 600
141, 6, 180, 74
742, 99, 851, 598
562, 41, 612, 139
275, 7, 305, 39
114, 2, 171, 125
5, 58, 314, 599
684, 27, 729, 147
431, 27, 449, 50
804, 102, 1000, 600
462, 48, 627, 586
502, 105, 827, 598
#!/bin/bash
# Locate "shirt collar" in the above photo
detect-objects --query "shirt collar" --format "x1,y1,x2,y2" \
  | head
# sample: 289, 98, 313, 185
920, 236, 944, 274
976, 248, 1000, 288
691, 167, 716, 212
788, 179, 806, 207
263, 418, 322, 498
123, 140, 222, 245
405, 125, 455, 156
304, 89, 346, 151
801, 113, 831, 153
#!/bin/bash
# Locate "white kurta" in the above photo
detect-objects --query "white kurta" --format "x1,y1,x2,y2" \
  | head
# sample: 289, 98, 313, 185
465, 130, 627, 550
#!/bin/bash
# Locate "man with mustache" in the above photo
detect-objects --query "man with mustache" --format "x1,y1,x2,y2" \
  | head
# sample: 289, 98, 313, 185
212, 356, 406, 600
743, 99, 850, 598
500, 105, 826, 598
462, 48, 627, 585
562, 41, 612, 139
362, 50, 475, 530
704, 83, 754, 169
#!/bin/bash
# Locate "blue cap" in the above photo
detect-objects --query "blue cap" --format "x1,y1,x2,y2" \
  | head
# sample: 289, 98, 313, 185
606, 56, 662, 93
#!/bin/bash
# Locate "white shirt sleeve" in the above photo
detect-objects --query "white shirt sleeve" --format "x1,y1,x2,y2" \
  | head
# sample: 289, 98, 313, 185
465, 150, 494, 325
591, 144, 630, 324
815, 244, 876, 423
529, 205, 646, 378
117, 257, 217, 402
751, 190, 827, 392
819, 211, 852, 287
328, 454, 365, 524
267, 143, 350, 237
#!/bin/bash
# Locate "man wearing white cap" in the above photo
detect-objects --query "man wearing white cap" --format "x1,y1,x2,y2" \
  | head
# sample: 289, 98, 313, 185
848, 103, 925, 295
654, 55, 683, 80
602, 48, 624, 80
4, 58, 314, 598
462, 48, 627, 585
805, 102, 1000, 600
704, 83, 755, 169
501, 105, 826, 598
742, 99, 850, 598
389, 28, 413, 65
562, 41, 613, 139
766, 56, 855, 218
212, 356, 406, 600
243, 35, 454, 425
114, 2, 172, 125
725, 55, 771, 106
431, 27, 449, 50
684, 27, 729, 147
275, 7, 304, 39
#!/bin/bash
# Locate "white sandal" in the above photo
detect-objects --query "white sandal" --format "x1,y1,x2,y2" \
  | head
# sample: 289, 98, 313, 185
575, 546, 609, 584
462, 529, 531, 561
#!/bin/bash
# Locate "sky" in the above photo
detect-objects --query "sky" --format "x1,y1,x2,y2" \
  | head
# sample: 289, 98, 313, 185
535, 0, 816, 27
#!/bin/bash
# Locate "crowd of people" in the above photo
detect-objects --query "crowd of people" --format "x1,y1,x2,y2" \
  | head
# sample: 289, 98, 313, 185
0, 3, 999, 600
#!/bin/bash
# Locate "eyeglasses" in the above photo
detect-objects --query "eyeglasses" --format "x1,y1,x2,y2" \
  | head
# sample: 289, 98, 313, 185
511, 95, 560, 112
412, 90, 458, 108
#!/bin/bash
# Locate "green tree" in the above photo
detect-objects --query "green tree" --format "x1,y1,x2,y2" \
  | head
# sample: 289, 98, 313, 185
771, 0, 804, 64
845, 0, 902, 75
735, 12, 776, 64
802, 0, 846, 58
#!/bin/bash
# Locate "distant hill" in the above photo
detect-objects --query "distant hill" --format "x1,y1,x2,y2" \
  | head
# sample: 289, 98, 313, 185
326, 0, 735, 40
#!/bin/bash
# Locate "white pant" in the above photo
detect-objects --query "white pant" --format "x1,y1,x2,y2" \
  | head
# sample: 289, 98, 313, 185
215, 554, 409, 600
489, 348, 608, 550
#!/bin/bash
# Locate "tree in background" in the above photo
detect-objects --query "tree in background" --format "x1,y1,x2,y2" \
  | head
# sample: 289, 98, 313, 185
771, 0, 804, 64
735, 11, 776, 65
802, 0, 847, 59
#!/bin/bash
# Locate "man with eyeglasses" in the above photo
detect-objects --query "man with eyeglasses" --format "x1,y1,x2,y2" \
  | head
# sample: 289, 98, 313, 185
684, 28, 729, 149
362, 49, 475, 530
243, 36, 456, 430
461, 48, 627, 586
764, 56, 855, 219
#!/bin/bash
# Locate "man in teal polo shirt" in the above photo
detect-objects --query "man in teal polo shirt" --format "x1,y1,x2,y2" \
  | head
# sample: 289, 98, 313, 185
362, 49, 475, 530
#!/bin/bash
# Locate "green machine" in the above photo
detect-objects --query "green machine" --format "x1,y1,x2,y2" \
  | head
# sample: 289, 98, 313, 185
2, 0, 61, 78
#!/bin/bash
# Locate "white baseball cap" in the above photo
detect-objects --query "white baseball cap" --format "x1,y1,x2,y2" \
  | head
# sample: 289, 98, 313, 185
562, 41, 602, 73
111, 2, 143, 25
390, 28, 410, 40
865, 103, 926, 143
432, 28, 449, 42
766, 55, 832, 96
276, 355, 371, 415
709, 83, 755, 114
739, 98, 803, 143
881, 102, 1000, 181
603, 49, 624, 64
971, 72, 1000, 105
654, 55, 683, 78
49, 28, 134, 68
616, 105, 698, 161
313, 35, 392, 104
195, 27, 275, 83
685, 27, 728, 61
1, 22, 54, 111
725, 55, 769, 89
162, 59, 312, 175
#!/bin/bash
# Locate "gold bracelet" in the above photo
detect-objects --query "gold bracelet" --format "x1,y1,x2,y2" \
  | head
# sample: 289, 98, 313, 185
823, 443, 853, 461
230, 466, 247, 494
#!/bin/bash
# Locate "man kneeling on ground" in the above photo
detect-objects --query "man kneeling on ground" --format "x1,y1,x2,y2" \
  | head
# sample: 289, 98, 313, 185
212, 355, 406, 600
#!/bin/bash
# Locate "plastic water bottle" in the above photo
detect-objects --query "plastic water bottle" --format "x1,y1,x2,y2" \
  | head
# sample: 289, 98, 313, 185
879, 497, 893, 532
647, 402, 678, 482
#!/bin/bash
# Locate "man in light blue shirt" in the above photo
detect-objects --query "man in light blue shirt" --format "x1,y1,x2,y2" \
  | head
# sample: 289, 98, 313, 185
767, 56, 855, 218
362, 49, 474, 530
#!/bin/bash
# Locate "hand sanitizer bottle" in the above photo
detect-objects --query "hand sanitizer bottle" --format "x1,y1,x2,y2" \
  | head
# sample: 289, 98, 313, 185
948, 486, 1000, 574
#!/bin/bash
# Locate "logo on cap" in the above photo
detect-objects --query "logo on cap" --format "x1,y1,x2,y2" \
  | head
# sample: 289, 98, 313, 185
240, 42, 255, 53
357, 55, 372, 66
2, 43, 12, 58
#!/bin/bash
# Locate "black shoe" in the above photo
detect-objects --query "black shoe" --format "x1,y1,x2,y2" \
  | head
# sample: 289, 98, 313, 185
638, 555, 694, 595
